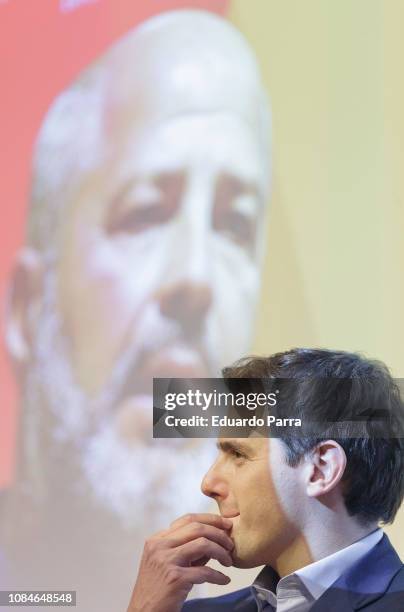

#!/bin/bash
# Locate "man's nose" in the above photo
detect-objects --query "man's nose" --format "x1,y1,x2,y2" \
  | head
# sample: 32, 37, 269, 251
157, 280, 212, 333
201, 461, 228, 502
157, 180, 215, 333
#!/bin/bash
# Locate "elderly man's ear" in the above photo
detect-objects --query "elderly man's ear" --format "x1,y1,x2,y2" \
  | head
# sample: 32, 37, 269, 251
5, 248, 44, 378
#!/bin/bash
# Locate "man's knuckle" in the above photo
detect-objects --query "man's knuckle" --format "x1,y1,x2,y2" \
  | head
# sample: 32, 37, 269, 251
166, 567, 182, 585
144, 538, 157, 554
164, 538, 175, 548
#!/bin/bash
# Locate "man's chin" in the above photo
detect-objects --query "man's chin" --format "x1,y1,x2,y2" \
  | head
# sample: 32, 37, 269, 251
231, 557, 260, 569
230, 544, 262, 569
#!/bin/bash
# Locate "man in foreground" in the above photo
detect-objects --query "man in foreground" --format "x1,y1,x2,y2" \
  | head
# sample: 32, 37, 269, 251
128, 348, 404, 611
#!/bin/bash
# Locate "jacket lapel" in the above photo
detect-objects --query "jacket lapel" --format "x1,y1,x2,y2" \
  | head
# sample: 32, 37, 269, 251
311, 534, 403, 611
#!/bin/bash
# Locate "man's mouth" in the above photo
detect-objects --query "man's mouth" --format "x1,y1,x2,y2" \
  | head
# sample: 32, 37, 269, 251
120, 343, 211, 399
220, 511, 240, 531
141, 345, 210, 381
220, 510, 240, 520
113, 343, 211, 442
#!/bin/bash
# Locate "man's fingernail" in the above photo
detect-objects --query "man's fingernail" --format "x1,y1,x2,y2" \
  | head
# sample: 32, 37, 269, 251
222, 518, 233, 528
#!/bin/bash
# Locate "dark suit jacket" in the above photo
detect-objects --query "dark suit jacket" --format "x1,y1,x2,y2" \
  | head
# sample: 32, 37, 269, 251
182, 534, 404, 611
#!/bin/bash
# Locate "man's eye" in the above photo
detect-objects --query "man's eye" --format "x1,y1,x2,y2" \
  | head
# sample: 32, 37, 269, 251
106, 203, 171, 234
106, 172, 185, 235
213, 174, 258, 251
230, 449, 246, 460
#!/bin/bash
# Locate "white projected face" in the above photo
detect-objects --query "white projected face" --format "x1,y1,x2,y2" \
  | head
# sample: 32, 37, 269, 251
58, 112, 266, 428
27, 111, 267, 526
19, 11, 270, 528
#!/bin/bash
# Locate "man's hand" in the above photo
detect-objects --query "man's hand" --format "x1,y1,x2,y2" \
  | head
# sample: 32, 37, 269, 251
127, 513, 234, 612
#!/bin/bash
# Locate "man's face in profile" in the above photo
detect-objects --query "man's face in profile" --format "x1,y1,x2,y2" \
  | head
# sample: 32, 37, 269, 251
202, 437, 302, 569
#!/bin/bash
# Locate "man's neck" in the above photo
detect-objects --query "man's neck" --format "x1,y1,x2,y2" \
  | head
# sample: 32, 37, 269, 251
273, 515, 378, 578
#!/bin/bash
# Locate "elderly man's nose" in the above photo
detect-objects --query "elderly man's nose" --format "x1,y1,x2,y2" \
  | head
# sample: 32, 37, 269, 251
157, 280, 212, 331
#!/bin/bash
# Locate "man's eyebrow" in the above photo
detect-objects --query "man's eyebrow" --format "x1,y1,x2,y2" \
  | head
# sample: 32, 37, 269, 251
216, 440, 253, 456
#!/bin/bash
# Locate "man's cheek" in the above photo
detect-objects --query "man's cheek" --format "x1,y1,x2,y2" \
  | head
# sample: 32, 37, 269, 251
81, 231, 167, 323
209, 281, 257, 361
59, 243, 144, 391
213, 243, 260, 313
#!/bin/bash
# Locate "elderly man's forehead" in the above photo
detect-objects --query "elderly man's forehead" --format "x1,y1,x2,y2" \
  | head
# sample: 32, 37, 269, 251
104, 10, 268, 135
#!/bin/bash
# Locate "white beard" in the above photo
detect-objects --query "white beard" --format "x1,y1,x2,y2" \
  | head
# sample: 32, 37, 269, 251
80, 423, 214, 530
24, 265, 215, 531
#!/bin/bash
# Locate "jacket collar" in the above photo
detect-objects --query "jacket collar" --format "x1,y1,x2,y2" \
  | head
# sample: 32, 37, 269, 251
311, 533, 403, 611
222, 534, 402, 612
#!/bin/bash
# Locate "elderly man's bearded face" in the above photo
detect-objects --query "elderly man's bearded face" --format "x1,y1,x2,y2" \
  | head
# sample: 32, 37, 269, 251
17, 11, 270, 531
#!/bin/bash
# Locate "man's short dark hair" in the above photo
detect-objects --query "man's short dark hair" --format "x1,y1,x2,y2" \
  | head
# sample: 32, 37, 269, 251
223, 348, 404, 525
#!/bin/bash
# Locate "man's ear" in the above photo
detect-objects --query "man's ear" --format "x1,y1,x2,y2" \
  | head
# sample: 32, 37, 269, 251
5, 248, 44, 377
305, 440, 347, 499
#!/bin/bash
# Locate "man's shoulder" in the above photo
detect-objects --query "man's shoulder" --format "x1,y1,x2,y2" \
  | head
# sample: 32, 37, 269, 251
367, 564, 404, 610
311, 534, 404, 611
384, 561, 404, 593
182, 586, 256, 611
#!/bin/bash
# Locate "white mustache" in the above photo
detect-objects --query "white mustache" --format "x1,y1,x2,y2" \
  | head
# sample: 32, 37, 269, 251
89, 303, 218, 412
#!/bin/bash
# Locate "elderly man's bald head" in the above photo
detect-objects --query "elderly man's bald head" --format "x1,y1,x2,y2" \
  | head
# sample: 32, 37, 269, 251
28, 10, 270, 252
106, 10, 269, 135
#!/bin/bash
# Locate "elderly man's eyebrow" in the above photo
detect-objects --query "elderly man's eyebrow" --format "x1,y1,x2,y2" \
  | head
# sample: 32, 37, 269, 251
216, 440, 253, 456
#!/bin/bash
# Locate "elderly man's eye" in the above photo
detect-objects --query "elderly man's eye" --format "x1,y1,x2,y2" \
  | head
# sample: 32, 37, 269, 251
106, 172, 184, 235
106, 202, 171, 234
213, 174, 258, 251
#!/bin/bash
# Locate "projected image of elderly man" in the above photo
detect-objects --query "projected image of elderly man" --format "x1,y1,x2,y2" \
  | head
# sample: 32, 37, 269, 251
3, 10, 271, 612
